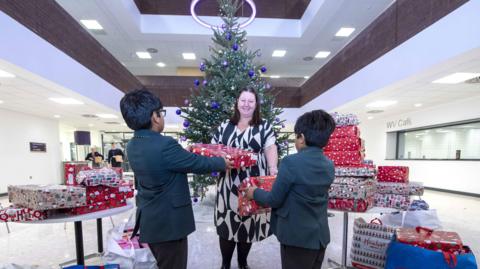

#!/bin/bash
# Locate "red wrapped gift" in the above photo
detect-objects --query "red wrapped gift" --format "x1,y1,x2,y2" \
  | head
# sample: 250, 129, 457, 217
191, 144, 257, 168
0, 206, 47, 222
331, 125, 360, 139
68, 199, 127, 215
377, 166, 409, 183
396, 227, 464, 254
325, 151, 364, 166
328, 197, 373, 212
238, 176, 276, 216
64, 162, 89, 186
325, 137, 364, 152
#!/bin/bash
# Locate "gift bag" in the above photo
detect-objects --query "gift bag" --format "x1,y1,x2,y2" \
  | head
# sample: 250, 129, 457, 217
380, 210, 442, 229
385, 237, 478, 269
114, 155, 123, 162
350, 218, 395, 269
95, 156, 103, 164
103, 214, 158, 269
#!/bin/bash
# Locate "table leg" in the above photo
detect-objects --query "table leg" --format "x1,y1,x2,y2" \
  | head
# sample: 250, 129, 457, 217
341, 211, 349, 267
97, 218, 103, 253
74, 221, 85, 265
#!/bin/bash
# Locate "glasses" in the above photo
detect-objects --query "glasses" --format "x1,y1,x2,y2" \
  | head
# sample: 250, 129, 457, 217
155, 109, 166, 117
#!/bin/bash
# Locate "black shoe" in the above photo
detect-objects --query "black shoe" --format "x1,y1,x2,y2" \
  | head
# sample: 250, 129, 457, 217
239, 265, 250, 269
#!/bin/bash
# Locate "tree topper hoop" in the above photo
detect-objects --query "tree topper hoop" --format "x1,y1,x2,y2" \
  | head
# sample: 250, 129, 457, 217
190, 0, 256, 29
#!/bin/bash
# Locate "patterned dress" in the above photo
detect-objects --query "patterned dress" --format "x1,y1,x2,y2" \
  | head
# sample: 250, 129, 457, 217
212, 120, 276, 242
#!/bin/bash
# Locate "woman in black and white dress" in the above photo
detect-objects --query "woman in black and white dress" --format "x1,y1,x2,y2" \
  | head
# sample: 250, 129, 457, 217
212, 88, 278, 269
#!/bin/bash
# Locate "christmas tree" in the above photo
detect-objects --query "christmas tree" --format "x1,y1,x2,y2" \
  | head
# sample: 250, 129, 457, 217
178, 0, 288, 199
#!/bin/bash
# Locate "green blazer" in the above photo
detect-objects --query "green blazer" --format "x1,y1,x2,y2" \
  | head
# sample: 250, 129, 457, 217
128, 129, 225, 243
254, 146, 334, 250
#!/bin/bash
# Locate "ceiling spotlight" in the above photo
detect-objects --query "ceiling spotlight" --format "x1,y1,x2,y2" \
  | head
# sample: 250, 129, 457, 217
366, 100, 397, 108
272, 50, 286, 57
49, 98, 84, 105
367, 116, 374, 120
0, 100, 3, 104
315, 51, 331, 58
335, 27, 355, 37
304, 76, 310, 79
414, 103, 423, 107
156, 62, 166, 67
80, 20, 103, 30
96, 114, 118, 119
432, 72, 480, 84
182, 53, 196, 60
53, 115, 61, 118
136, 52, 151, 59
88, 124, 94, 127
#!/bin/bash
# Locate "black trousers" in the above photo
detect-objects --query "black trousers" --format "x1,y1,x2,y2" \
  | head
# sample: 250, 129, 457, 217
149, 237, 188, 269
280, 244, 326, 269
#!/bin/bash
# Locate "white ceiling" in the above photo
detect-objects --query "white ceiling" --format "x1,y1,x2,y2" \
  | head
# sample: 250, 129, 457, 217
335, 47, 480, 121
55, 0, 394, 78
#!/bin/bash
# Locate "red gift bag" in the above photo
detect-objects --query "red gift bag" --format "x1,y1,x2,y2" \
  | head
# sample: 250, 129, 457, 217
238, 176, 276, 216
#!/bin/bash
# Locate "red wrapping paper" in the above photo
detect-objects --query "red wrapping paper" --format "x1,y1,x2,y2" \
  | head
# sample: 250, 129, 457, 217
331, 125, 360, 139
0, 207, 47, 222
192, 144, 257, 168
325, 151, 364, 166
328, 197, 373, 212
377, 166, 409, 183
238, 176, 276, 216
396, 227, 464, 254
325, 137, 364, 152
64, 163, 89, 186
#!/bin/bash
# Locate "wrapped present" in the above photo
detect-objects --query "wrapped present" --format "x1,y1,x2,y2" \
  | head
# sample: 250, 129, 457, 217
409, 181, 424, 196
0, 206, 47, 222
64, 162, 89, 186
328, 197, 373, 212
377, 166, 409, 183
331, 112, 360, 126
8, 185, 86, 210
373, 193, 410, 210
76, 167, 122, 187
68, 199, 127, 215
335, 166, 376, 177
325, 137, 364, 152
325, 151, 364, 166
238, 176, 276, 216
396, 227, 464, 254
329, 178, 376, 200
331, 125, 360, 139
351, 248, 386, 269
376, 182, 410, 195
191, 144, 257, 168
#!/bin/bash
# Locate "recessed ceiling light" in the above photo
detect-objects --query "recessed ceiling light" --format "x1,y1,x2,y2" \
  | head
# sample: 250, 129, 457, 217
365, 100, 397, 108
0, 69, 15, 78
272, 50, 286, 57
270, 75, 280, 78
53, 115, 61, 118
136, 52, 151, 59
315, 51, 331, 58
335, 27, 355, 37
414, 103, 423, 107
88, 124, 94, 127
367, 116, 374, 120
49, 98, 84, 105
80, 20, 103, 30
304, 76, 310, 79
0, 100, 3, 104
182, 53, 196, 60
432, 72, 480, 84
156, 62, 166, 68
96, 114, 118, 119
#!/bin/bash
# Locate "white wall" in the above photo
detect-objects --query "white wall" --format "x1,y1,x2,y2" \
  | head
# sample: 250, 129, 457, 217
359, 96, 480, 194
0, 108, 62, 193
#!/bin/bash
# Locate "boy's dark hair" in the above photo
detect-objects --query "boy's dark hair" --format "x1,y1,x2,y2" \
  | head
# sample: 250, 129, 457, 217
230, 87, 262, 126
294, 110, 336, 148
120, 88, 162, 130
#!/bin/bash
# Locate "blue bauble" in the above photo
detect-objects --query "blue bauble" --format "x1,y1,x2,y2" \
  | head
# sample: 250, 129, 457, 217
184, 99, 189, 105
176, 109, 181, 115
183, 120, 190, 128
275, 117, 280, 122
222, 60, 228, 67
261, 66, 267, 73
199, 62, 206, 71
193, 197, 199, 203
203, 80, 208, 86
211, 171, 219, 177
232, 43, 239, 51
211, 101, 219, 109
194, 79, 200, 86
226, 32, 232, 40
248, 70, 255, 78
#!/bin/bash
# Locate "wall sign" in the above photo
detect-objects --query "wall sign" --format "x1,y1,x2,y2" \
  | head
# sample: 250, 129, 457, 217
30, 142, 47, 152
386, 118, 412, 129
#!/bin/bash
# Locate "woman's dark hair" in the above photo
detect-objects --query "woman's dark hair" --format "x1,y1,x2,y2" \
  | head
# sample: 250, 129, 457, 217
120, 88, 162, 130
230, 87, 262, 126
294, 109, 336, 148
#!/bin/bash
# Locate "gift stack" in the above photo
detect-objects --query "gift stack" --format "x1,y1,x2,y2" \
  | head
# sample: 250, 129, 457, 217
374, 166, 417, 210
238, 176, 276, 216
326, 113, 376, 212
191, 143, 257, 168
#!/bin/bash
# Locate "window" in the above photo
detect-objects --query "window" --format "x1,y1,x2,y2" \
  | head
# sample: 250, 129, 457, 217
395, 121, 480, 160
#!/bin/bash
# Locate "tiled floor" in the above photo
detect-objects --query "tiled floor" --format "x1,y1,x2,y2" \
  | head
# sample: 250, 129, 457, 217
1, 189, 479, 268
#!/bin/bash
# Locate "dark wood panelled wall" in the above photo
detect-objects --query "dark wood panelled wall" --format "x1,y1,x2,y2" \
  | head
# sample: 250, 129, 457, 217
0, 0, 468, 107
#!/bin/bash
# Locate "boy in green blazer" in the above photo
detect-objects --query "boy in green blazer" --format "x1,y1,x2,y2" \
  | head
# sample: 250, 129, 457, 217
247, 109, 336, 269
120, 89, 232, 269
